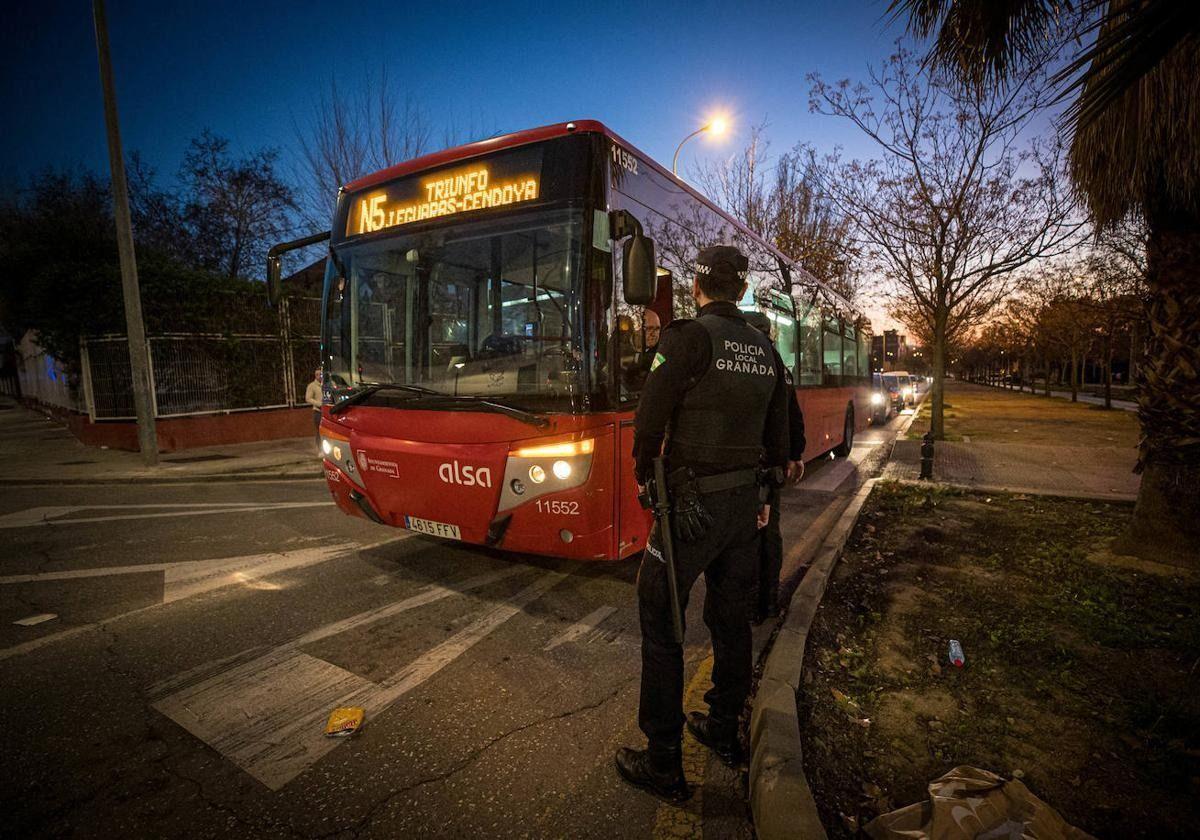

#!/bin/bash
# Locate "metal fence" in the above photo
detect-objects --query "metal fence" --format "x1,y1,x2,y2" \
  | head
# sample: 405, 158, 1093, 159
76, 296, 323, 420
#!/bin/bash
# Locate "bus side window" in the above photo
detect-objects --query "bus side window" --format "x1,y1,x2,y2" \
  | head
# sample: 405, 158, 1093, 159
857, 326, 871, 379
822, 315, 843, 385
842, 318, 858, 379
796, 305, 822, 386
773, 311, 797, 374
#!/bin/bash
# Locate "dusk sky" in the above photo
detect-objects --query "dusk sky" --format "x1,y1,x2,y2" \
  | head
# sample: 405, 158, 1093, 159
3, 0, 914, 327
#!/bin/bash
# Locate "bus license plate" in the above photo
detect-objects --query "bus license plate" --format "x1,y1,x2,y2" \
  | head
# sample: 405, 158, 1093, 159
403, 516, 461, 540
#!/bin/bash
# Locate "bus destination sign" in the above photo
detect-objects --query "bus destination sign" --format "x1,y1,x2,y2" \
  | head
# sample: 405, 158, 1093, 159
346, 146, 544, 237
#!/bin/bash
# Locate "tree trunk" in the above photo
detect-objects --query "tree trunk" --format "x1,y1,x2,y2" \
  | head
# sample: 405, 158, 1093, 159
1129, 314, 1141, 383
1121, 208, 1200, 563
1070, 348, 1079, 402
1103, 333, 1113, 410
931, 308, 947, 439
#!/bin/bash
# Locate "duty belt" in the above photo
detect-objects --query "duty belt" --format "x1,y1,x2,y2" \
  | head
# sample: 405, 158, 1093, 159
667, 467, 760, 496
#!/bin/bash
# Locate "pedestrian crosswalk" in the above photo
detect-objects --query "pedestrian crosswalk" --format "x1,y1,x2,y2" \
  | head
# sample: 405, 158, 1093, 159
147, 564, 634, 790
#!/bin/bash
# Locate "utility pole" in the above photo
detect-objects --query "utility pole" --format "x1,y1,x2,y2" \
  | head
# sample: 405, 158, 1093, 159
93, 0, 157, 465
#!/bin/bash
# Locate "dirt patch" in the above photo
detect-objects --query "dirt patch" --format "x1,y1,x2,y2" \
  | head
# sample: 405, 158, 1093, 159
799, 482, 1200, 838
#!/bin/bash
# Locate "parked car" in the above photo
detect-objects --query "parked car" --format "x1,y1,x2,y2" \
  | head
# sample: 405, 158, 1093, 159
870, 372, 894, 423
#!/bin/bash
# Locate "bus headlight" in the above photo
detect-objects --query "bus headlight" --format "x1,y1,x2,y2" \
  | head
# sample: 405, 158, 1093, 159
319, 433, 360, 486
870, 393, 884, 406
498, 438, 594, 513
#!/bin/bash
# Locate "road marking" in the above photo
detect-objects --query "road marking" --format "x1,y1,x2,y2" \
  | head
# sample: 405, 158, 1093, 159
543, 605, 618, 651
0, 544, 358, 595
13, 613, 57, 626
0, 539, 407, 663
652, 656, 713, 840
0, 502, 329, 529
151, 568, 566, 790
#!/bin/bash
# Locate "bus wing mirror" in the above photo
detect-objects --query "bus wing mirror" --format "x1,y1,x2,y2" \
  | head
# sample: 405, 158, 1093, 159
621, 235, 657, 306
265, 230, 332, 309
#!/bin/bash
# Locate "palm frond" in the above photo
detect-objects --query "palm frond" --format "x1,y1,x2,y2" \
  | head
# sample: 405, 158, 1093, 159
1070, 28, 1200, 225
1055, 0, 1200, 128
888, 0, 1072, 82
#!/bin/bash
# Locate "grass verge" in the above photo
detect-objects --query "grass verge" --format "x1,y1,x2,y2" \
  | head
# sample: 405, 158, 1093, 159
799, 481, 1200, 837
905, 380, 1139, 448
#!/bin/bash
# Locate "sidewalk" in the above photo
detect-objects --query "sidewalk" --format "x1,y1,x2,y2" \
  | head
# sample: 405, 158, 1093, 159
0, 397, 321, 484
885, 439, 1139, 499
886, 380, 1140, 500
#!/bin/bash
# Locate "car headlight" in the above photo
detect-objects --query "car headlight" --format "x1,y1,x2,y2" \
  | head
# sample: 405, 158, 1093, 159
870, 393, 884, 405
498, 438, 594, 512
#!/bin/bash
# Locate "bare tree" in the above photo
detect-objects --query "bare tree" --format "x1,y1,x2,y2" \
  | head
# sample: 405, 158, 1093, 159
293, 70, 432, 231
693, 125, 860, 302
179, 131, 296, 280
809, 48, 1080, 438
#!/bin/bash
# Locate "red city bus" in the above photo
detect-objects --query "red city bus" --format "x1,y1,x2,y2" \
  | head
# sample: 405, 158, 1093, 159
268, 120, 870, 561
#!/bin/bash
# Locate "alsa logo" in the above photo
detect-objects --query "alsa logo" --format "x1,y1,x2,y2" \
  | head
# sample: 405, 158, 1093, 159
438, 460, 493, 488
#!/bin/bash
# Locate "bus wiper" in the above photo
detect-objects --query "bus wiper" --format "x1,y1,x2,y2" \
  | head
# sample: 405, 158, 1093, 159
329, 382, 438, 414
451, 396, 550, 429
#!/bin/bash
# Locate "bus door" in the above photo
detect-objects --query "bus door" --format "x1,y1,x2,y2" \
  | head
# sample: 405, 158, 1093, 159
613, 268, 673, 558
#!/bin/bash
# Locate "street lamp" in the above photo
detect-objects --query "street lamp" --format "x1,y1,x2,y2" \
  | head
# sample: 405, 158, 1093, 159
672, 116, 728, 176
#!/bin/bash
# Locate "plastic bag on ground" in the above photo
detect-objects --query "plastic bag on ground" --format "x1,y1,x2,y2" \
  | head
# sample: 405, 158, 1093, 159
864, 765, 1095, 840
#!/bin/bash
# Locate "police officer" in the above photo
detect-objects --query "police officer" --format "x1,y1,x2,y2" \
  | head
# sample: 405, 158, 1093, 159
742, 311, 806, 622
615, 246, 790, 802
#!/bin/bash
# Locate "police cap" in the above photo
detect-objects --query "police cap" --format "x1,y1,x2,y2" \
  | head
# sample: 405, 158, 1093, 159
695, 245, 749, 287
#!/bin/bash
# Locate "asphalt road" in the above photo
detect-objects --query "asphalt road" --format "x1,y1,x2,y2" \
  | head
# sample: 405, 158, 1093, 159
0, 408, 910, 839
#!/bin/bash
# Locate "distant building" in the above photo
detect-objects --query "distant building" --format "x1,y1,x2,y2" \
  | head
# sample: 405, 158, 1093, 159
871, 329, 908, 371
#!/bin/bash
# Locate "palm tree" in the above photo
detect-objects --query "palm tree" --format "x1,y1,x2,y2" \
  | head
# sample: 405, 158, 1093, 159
889, 0, 1200, 559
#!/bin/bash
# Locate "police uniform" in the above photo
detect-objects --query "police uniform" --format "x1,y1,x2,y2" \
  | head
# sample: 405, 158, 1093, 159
615, 246, 790, 801
742, 311, 806, 621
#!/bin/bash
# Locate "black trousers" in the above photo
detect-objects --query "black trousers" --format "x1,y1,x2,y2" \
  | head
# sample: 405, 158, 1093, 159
756, 487, 782, 613
637, 483, 760, 754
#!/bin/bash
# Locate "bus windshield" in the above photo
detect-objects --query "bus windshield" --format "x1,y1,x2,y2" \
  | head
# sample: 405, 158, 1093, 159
323, 208, 586, 411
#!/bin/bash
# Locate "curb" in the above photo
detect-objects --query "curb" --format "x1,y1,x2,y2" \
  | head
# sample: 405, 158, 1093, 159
749, 478, 877, 840
888, 476, 1138, 504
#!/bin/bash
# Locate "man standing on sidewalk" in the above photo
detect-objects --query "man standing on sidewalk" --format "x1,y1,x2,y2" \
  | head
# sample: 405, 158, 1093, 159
305, 368, 323, 447
615, 246, 790, 802
742, 311, 806, 622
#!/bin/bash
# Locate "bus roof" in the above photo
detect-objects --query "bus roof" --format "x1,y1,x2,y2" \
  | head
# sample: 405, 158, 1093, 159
343, 120, 860, 322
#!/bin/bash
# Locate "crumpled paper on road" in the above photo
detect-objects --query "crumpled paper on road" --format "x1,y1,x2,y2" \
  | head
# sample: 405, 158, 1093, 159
864, 765, 1095, 840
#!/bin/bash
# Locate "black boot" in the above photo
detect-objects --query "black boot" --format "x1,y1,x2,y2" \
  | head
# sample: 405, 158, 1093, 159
686, 712, 743, 765
614, 746, 690, 803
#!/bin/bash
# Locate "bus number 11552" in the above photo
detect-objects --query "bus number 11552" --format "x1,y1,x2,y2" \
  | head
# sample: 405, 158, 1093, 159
536, 499, 580, 515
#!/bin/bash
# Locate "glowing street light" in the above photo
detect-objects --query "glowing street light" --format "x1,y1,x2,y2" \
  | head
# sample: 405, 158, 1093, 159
672, 115, 730, 176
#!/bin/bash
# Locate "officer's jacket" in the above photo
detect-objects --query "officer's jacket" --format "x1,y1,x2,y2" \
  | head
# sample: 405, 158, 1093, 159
633, 301, 790, 484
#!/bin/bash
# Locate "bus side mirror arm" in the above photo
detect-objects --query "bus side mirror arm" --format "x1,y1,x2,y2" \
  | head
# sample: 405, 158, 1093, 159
609, 210, 656, 307
266, 230, 332, 307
